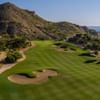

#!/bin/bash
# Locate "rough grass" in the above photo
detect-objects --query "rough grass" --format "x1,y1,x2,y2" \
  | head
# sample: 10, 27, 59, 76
0, 40, 100, 100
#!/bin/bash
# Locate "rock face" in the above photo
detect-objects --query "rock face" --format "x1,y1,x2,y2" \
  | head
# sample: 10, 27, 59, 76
0, 2, 93, 40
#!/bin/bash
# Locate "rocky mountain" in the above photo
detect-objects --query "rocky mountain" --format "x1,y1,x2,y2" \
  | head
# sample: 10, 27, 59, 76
0, 2, 94, 40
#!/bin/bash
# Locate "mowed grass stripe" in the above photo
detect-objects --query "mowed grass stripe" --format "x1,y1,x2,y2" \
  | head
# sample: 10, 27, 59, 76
2, 40, 100, 100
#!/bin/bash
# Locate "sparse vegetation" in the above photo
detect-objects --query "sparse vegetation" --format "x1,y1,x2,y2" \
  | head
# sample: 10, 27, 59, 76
67, 33, 100, 50
0, 34, 31, 51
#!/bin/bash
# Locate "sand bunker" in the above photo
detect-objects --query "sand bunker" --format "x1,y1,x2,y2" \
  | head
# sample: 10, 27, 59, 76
8, 69, 58, 85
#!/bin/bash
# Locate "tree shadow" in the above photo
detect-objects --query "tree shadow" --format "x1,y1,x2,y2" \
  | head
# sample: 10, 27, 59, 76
96, 61, 100, 64
84, 59, 97, 64
79, 53, 94, 57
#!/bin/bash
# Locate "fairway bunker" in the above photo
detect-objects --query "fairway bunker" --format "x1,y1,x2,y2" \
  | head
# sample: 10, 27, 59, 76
8, 69, 58, 85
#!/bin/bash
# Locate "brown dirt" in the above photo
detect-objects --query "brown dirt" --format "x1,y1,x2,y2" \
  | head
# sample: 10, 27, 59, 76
96, 51, 100, 59
8, 69, 58, 85
0, 52, 6, 62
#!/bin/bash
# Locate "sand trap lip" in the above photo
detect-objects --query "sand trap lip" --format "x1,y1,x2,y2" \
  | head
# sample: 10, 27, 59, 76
8, 69, 58, 85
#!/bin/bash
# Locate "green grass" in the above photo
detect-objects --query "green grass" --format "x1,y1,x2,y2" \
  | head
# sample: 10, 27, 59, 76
1, 40, 100, 100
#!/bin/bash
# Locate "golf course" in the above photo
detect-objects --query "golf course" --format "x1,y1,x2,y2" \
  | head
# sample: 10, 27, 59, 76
0, 40, 100, 100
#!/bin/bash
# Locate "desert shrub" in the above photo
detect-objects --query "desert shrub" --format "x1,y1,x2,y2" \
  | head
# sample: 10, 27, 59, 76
67, 33, 100, 51
13, 51, 22, 59
7, 36, 30, 49
0, 34, 31, 51
0, 36, 8, 51
5, 54, 16, 63
5, 50, 22, 63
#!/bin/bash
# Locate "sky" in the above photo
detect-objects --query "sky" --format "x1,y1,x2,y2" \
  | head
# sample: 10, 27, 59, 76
0, 0, 100, 26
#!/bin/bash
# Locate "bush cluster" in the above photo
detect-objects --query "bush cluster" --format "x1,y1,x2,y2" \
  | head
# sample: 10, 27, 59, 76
0, 34, 31, 51
5, 50, 22, 63
67, 34, 100, 50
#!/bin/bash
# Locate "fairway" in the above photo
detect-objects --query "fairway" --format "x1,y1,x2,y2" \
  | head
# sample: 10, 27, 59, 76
1, 41, 100, 100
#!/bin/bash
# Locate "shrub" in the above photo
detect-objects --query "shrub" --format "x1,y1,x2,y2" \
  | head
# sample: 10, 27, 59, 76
0, 34, 31, 51
13, 51, 22, 59
7, 36, 30, 49
5, 50, 22, 63
67, 33, 100, 51
5, 54, 16, 63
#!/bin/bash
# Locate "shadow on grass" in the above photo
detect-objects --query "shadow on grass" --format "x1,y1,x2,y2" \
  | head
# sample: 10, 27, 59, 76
79, 53, 95, 57
84, 59, 97, 64
96, 61, 100, 64
18, 73, 36, 78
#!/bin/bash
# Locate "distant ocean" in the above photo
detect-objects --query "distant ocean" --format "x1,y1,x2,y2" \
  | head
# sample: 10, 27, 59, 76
88, 26, 100, 33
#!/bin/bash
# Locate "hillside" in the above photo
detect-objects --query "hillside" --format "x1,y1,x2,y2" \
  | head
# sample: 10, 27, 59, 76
0, 2, 94, 40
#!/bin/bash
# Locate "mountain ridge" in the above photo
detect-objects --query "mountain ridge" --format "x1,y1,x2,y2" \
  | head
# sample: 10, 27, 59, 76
0, 2, 95, 40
